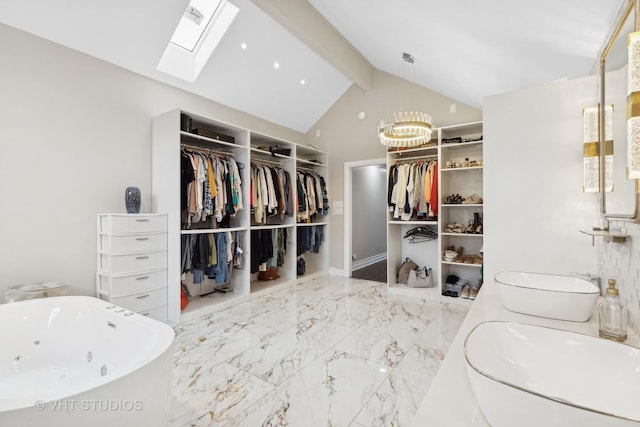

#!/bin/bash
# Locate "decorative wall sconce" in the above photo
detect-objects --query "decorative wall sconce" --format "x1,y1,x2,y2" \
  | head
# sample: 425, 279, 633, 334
628, 31, 640, 179
583, 105, 613, 192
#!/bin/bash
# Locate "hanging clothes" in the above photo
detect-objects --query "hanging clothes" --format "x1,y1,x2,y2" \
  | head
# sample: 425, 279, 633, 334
250, 228, 288, 274
181, 148, 244, 230
180, 231, 241, 291
250, 162, 294, 224
296, 169, 329, 223
297, 225, 325, 256
388, 160, 438, 220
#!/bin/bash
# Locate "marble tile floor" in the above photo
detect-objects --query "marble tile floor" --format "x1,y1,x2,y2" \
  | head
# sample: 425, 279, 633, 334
170, 275, 469, 427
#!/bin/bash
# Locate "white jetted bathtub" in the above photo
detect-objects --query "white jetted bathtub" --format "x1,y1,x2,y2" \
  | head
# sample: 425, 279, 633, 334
0, 296, 174, 427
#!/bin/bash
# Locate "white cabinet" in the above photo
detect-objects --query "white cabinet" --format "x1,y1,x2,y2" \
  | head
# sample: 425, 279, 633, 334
152, 109, 329, 324
386, 143, 441, 300
386, 121, 483, 305
96, 213, 168, 321
439, 122, 484, 302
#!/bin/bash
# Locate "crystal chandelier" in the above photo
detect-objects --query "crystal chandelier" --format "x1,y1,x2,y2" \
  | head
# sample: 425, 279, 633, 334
379, 53, 432, 147
379, 112, 432, 147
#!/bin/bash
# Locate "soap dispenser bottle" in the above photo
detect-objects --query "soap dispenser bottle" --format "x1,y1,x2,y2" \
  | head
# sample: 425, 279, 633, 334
598, 279, 627, 342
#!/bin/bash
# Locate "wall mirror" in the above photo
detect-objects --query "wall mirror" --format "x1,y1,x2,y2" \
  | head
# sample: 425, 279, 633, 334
600, 0, 640, 220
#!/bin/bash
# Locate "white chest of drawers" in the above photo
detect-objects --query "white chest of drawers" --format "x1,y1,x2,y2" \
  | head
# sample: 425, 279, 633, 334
96, 214, 168, 321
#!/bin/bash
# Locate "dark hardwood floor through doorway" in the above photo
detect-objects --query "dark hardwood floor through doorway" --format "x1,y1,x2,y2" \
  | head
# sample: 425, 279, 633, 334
351, 260, 387, 283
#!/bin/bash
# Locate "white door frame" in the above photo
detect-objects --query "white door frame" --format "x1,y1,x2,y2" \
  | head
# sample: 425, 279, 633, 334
343, 158, 386, 277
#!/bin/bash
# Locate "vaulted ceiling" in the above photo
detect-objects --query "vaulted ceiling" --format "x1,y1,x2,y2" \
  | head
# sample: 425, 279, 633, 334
0, 0, 626, 133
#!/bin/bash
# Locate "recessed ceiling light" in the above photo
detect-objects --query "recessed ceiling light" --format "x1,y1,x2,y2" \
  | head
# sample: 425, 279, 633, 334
273, 61, 280, 69
300, 79, 306, 85
240, 42, 247, 50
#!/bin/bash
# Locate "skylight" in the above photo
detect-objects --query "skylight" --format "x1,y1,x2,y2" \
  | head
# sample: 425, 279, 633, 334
157, 0, 239, 82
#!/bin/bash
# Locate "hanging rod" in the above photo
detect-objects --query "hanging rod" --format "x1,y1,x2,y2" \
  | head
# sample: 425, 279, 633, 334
181, 143, 233, 157
251, 158, 282, 167
182, 143, 245, 169
296, 166, 320, 172
394, 154, 438, 163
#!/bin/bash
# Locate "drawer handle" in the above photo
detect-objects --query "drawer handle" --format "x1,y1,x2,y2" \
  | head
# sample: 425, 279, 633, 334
135, 237, 149, 241
136, 256, 149, 260
136, 219, 150, 222
136, 294, 150, 299
135, 276, 149, 281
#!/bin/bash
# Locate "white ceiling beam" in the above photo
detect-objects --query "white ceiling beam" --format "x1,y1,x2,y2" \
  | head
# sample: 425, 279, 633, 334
250, 0, 374, 91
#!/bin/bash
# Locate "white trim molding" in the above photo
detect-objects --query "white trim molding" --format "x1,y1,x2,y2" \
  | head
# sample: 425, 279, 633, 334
352, 252, 387, 271
344, 158, 386, 278
328, 267, 347, 277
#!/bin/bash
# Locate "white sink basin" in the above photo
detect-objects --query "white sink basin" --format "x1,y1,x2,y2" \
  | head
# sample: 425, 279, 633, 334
494, 271, 599, 321
464, 321, 640, 427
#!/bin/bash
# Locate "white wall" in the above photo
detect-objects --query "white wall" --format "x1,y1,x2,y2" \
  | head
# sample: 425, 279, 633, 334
307, 69, 482, 271
0, 24, 305, 298
483, 74, 601, 282
351, 164, 386, 263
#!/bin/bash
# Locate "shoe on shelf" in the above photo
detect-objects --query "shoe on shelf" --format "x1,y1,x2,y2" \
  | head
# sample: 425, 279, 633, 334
444, 282, 462, 297
461, 285, 470, 299
465, 219, 475, 233
462, 194, 483, 204
452, 223, 464, 233
469, 287, 478, 300
444, 250, 458, 261
444, 193, 464, 204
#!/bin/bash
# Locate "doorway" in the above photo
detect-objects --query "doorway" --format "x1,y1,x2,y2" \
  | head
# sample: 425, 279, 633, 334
344, 159, 387, 282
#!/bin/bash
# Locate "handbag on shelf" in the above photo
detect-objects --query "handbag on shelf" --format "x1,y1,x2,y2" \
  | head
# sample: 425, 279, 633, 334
397, 257, 418, 284
407, 267, 435, 288
296, 257, 306, 276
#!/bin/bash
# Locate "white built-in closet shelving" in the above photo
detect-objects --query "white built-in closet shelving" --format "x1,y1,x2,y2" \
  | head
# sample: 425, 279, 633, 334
152, 109, 329, 324
386, 121, 483, 305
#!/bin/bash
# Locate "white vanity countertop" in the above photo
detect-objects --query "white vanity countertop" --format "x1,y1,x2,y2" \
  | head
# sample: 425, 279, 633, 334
411, 279, 640, 427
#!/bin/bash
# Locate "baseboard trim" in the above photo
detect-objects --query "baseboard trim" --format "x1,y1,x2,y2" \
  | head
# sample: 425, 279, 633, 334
352, 252, 387, 271
328, 267, 347, 277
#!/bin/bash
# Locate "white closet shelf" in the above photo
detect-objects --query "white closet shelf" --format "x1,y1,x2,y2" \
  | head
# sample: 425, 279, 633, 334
388, 145, 438, 157
296, 158, 327, 167
441, 140, 483, 148
250, 276, 296, 294
441, 294, 474, 305
180, 131, 240, 149
441, 261, 482, 268
250, 224, 295, 230
181, 226, 247, 235
180, 290, 245, 320
387, 283, 442, 300
154, 109, 330, 324
250, 147, 294, 160
296, 221, 328, 227
441, 166, 484, 172
388, 220, 438, 226
385, 120, 484, 306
